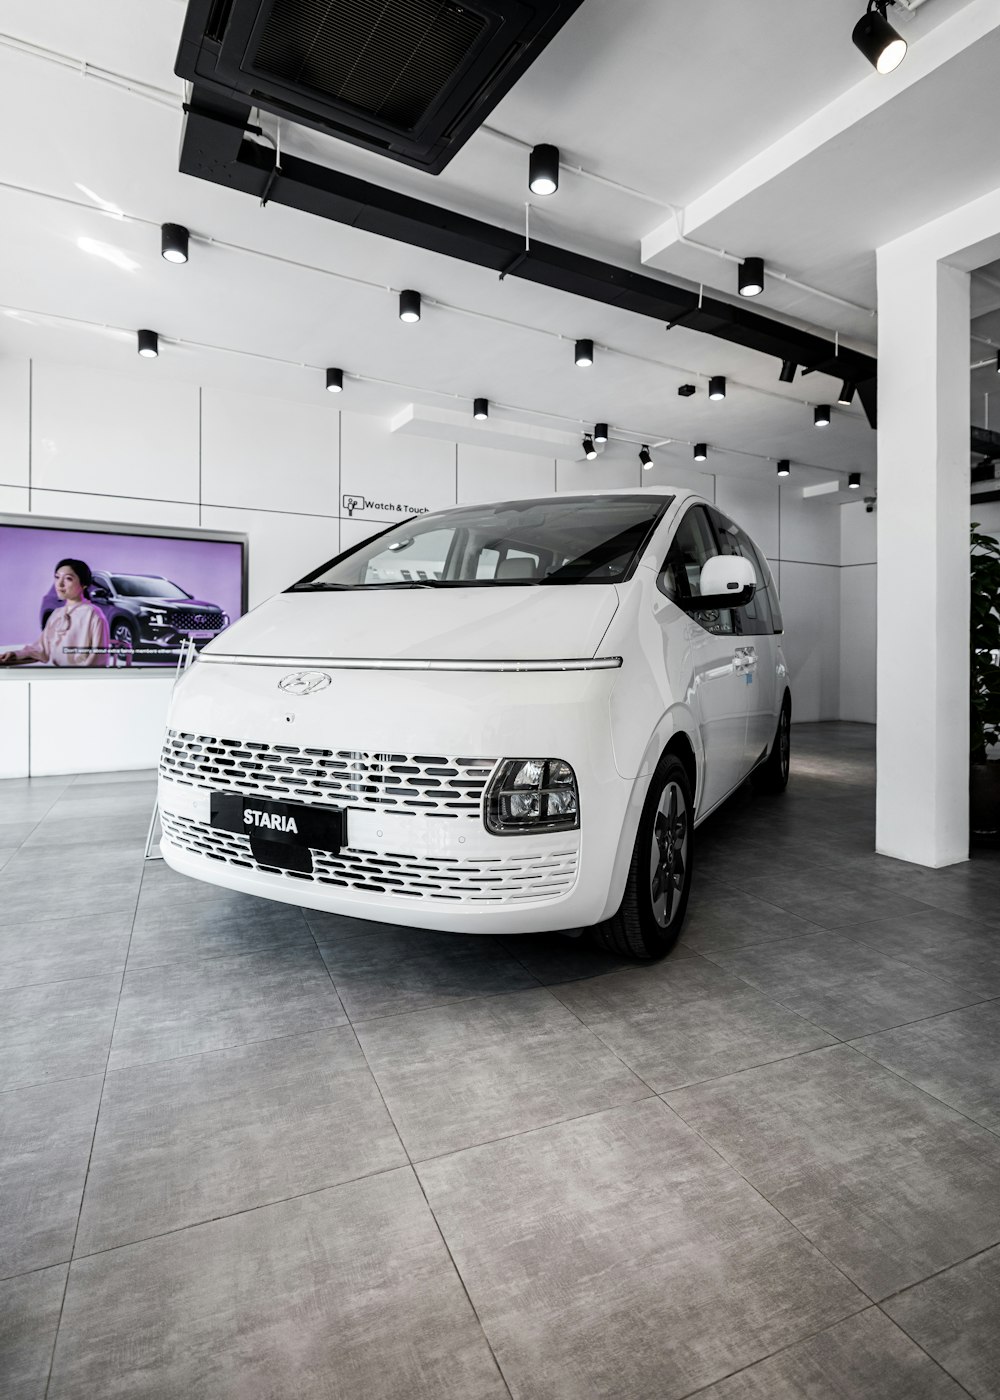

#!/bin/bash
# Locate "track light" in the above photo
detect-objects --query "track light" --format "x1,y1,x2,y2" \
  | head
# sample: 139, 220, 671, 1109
399, 289, 421, 323
738, 257, 764, 298
853, 1, 907, 74
708, 375, 726, 401
474, 397, 489, 420
137, 328, 158, 358
779, 360, 797, 383
528, 144, 560, 196
849, 472, 862, 489
777, 460, 791, 478
160, 223, 189, 263
325, 367, 344, 393
639, 445, 653, 470
583, 435, 597, 460
694, 443, 708, 462
838, 380, 857, 405
575, 338, 594, 367
814, 404, 832, 428
593, 422, 609, 444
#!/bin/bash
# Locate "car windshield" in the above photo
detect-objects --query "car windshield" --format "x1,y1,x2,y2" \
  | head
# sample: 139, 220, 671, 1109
289, 495, 672, 591
110, 575, 190, 598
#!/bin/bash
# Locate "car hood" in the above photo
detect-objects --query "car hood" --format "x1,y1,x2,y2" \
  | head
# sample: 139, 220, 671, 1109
135, 597, 219, 609
204, 586, 621, 662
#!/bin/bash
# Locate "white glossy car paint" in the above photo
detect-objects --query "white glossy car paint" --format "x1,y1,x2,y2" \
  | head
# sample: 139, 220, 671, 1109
158, 489, 789, 934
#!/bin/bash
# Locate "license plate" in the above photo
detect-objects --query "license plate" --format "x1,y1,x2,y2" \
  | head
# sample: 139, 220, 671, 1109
210, 793, 346, 853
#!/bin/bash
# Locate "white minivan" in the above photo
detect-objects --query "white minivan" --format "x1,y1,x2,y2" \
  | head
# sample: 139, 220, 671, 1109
159, 489, 790, 960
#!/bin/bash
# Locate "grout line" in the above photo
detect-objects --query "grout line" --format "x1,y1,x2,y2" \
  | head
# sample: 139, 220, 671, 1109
26, 358, 32, 513
197, 386, 202, 528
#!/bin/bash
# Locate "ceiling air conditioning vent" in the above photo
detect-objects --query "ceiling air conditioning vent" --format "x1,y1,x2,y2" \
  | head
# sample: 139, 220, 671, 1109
176, 0, 584, 173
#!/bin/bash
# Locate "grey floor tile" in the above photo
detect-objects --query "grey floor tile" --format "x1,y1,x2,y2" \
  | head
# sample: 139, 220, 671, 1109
679, 880, 823, 953
0, 1264, 68, 1400
314, 924, 539, 1020
0, 822, 40, 848
553, 955, 834, 1092
70, 769, 156, 786
21, 811, 150, 852
418, 1098, 865, 1400
0, 1077, 102, 1277
843, 907, 1000, 997
0, 850, 140, 923
355, 987, 650, 1160
128, 892, 311, 970
708, 933, 980, 1040
50, 1169, 509, 1400
0, 978, 120, 1091
0, 913, 133, 990
853, 1001, 1000, 1134
883, 1245, 1000, 1400
109, 944, 347, 1071
666, 1044, 1000, 1299
726, 867, 939, 931
76, 1027, 406, 1255
691, 1307, 965, 1400
498, 931, 641, 985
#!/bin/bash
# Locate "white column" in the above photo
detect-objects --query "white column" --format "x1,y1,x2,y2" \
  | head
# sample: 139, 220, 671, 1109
875, 251, 970, 867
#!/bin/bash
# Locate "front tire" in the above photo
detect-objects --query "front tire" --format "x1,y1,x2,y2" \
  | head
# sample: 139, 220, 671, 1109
591, 753, 694, 962
755, 698, 791, 794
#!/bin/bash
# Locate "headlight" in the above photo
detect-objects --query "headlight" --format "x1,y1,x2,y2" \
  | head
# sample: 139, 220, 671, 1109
139, 606, 168, 627
485, 758, 579, 835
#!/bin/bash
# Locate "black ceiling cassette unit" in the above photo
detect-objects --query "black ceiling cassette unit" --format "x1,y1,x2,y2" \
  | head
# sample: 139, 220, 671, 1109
176, 0, 584, 174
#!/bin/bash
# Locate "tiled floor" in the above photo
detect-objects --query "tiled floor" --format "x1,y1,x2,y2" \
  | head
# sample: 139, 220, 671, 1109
2, 723, 1000, 1399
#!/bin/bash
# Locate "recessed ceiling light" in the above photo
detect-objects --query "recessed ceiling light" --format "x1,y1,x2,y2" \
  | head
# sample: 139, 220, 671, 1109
325, 368, 344, 392
528, 144, 559, 196
399, 289, 421, 323
161, 223, 189, 263
575, 339, 594, 367
853, 1, 907, 74
738, 257, 764, 298
593, 422, 609, 443
137, 328, 158, 358
474, 397, 489, 420
709, 376, 726, 401
815, 405, 832, 428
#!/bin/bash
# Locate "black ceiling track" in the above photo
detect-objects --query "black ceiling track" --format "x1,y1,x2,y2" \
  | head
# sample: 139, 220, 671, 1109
179, 90, 879, 427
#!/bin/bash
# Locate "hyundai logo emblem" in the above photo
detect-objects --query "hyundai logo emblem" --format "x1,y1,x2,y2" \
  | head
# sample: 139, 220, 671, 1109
277, 671, 332, 695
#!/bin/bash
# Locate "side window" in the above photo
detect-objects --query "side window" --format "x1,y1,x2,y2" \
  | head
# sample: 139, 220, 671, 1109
659, 506, 735, 635
709, 511, 773, 636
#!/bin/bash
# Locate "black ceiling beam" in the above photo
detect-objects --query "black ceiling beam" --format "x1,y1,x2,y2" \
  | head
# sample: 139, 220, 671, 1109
179, 94, 879, 425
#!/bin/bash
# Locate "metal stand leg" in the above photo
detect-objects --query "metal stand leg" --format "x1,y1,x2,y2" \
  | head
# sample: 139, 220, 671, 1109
143, 799, 162, 861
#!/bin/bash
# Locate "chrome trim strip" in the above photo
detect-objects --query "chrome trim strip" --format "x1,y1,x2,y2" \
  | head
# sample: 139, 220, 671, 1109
195, 654, 624, 673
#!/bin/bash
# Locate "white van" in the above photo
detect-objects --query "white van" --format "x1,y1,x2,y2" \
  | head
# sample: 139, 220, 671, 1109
158, 489, 790, 960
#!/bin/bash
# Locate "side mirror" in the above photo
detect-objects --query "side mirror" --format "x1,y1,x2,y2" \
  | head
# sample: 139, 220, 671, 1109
88, 585, 111, 602
697, 555, 756, 608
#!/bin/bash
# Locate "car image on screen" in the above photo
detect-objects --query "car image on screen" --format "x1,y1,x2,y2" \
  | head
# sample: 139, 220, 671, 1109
40, 570, 230, 660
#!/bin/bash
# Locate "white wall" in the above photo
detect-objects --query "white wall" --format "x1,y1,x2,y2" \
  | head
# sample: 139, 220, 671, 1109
0, 353, 853, 775
839, 500, 877, 723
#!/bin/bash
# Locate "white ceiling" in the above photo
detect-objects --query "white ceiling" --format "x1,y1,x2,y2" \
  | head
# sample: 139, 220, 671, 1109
0, 0, 996, 498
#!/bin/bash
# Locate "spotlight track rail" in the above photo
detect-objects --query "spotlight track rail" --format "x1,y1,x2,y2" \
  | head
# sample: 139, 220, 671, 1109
178, 90, 878, 425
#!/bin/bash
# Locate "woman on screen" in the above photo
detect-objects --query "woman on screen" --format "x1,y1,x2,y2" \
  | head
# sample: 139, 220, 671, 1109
0, 559, 110, 667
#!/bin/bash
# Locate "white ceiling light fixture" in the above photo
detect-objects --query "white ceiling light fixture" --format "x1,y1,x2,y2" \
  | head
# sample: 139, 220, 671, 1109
528, 144, 559, 196
853, 0, 907, 74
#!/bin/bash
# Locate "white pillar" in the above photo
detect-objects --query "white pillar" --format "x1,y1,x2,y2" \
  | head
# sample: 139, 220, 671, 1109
875, 251, 970, 867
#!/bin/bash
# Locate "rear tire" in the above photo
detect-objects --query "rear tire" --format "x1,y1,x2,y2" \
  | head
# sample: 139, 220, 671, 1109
591, 753, 694, 962
755, 698, 791, 794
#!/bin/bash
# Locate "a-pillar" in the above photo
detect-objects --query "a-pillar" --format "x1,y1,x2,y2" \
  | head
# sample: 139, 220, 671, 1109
875, 240, 970, 866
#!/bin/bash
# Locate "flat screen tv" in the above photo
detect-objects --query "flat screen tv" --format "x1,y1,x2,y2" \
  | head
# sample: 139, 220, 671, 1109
0, 514, 247, 670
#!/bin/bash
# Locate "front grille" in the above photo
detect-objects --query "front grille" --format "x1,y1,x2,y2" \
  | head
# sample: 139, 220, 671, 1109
160, 730, 496, 820
161, 812, 578, 904
167, 610, 225, 631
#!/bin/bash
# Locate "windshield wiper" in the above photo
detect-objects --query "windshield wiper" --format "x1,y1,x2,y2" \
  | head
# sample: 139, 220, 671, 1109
289, 582, 351, 591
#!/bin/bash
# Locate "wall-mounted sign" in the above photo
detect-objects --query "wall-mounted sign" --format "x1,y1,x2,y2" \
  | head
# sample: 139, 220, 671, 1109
341, 493, 428, 518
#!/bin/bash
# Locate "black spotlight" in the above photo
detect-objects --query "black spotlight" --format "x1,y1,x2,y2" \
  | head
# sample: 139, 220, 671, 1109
709, 375, 726, 401
528, 144, 559, 196
160, 223, 189, 263
399, 289, 421, 323
473, 397, 489, 420
814, 404, 832, 428
137, 328, 158, 358
849, 472, 862, 489
325, 367, 344, 393
593, 422, 609, 444
583, 435, 597, 460
738, 257, 764, 298
639, 445, 653, 469
838, 380, 857, 405
853, 1, 907, 74
777, 459, 791, 478
575, 338, 594, 367
779, 360, 797, 383
694, 443, 708, 462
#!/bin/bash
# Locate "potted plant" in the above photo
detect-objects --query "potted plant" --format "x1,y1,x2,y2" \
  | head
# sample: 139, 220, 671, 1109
970, 524, 1000, 841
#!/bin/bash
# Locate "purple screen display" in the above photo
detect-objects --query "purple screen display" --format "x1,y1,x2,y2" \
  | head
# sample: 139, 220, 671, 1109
0, 522, 244, 668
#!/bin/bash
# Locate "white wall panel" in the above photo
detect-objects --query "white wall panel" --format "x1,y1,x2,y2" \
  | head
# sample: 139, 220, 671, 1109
644, 462, 716, 499
0, 485, 29, 513
556, 456, 638, 493
339, 517, 388, 552
780, 562, 841, 722
29, 676, 173, 775
31, 363, 199, 501
0, 682, 30, 778
201, 506, 339, 607
779, 485, 840, 566
341, 411, 455, 521
201, 388, 339, 515
29, 490, 199, 528
840, 499, 878, 565
457, 444, 555, 504
716, 476, 780, 558
0, 357, 30, 486
840, 564, 877, 723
